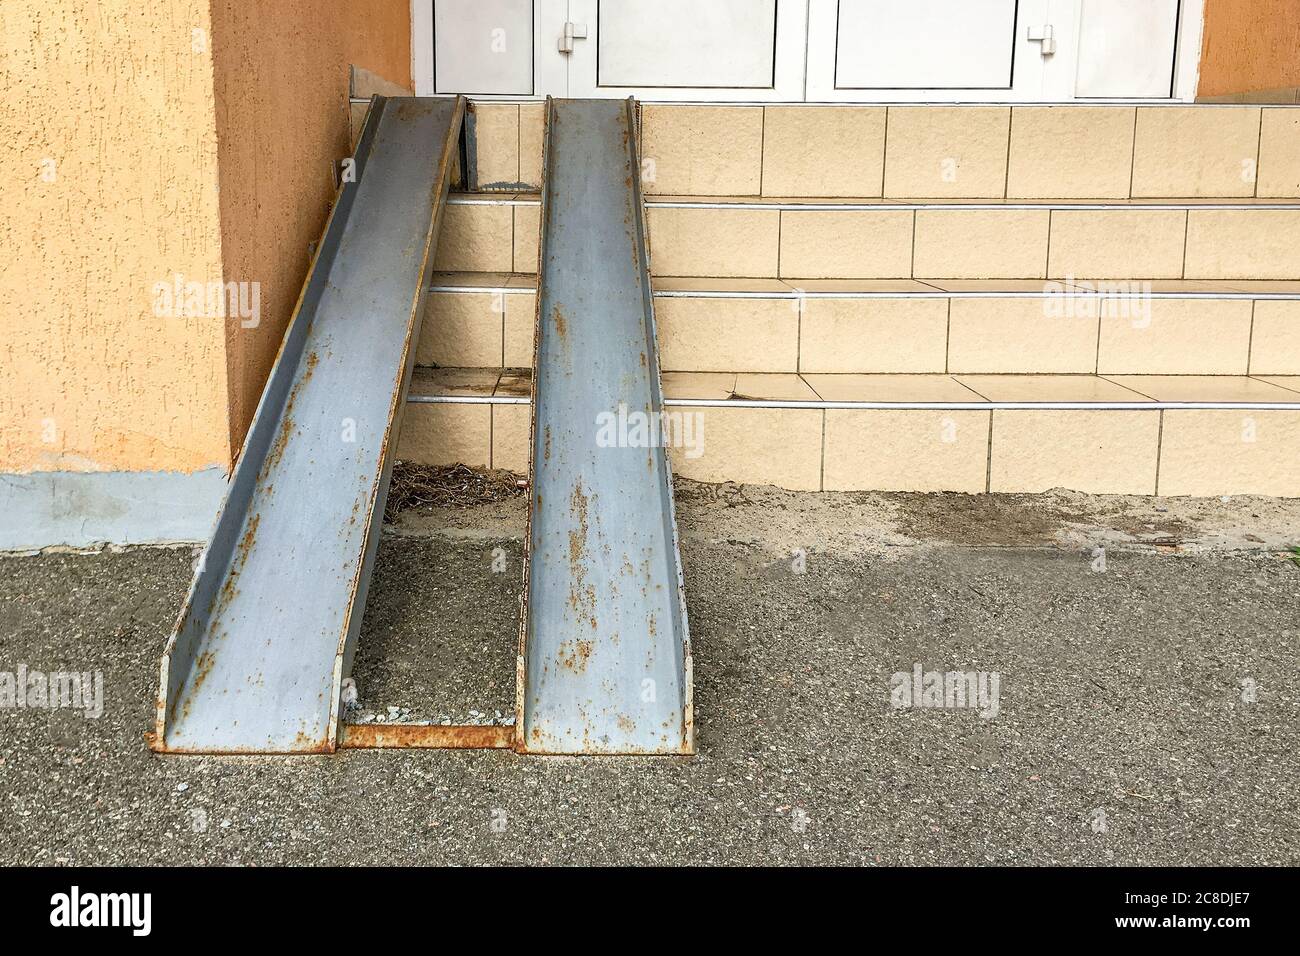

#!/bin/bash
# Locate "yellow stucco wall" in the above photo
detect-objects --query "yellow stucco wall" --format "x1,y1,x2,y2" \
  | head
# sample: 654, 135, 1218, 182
209, 0, 411, 457
0, 1, 411, 476
0, 0, 230, 474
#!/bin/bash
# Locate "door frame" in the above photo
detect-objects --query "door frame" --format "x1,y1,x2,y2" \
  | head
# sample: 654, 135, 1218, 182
413, 0, 1206, 103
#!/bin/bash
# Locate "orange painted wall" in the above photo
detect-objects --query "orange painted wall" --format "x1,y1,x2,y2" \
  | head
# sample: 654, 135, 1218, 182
0, 0, 230, 475
1198, 0, 1300, 97
0, 1, 411, 477
209, 1, 411, 461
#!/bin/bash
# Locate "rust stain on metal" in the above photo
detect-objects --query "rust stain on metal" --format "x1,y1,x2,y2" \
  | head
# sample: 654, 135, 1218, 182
340, 723, 513, 749
557, 638, 595, 673
552, 304, 566, 338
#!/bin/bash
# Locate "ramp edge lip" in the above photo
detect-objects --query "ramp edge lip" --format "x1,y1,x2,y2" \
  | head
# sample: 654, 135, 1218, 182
153, 96, 466, 755
152, 94, 392, 754
514, 97, 694, 756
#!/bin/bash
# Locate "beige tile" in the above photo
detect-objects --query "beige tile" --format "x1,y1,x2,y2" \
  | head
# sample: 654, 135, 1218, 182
913, 209, 1050, 279
1098, 299, 1253, 375
803, 373, 981, 403
668, 407, 823, 490
799, 298, 948, 373
732, 373, 819, 401
779, 210, 913, 279
648, 207, 780, 277
787, 278, 937, 292
494, 369, 531, 396
513, 204, 540, 273
1047, 209, 1187, 280
396, 404, 491, 468
1131, 107, 1261, 197
429, 271, 514, 290
1257, 109, 1300, 197
990, 410, 1159, 493
415, 292, 503, 367
472, 103, 520, 188
948, 298, 1099, 373
661, 372, 737, 400
1106, 375, 1299, 402
1249, 300, 1300, 374
883, 107, 1011, 199
1256, 376, 1300, 394
491, 404, 531, 473
519, 102, 545, 187
1158, 409, 1300, 496
1006, 106, 1135, 199
956, 374, 1149, 402
408, 366, 500, 397
823, 409, 989, 492
641, 105, 764, 195
762, 106, 886, 197
503, 292, 537, 368
924, 279, 1062, 292
1184, 210, 1300, 280
652, 277, 790, 293
1213, 280, 1300, 294
655, 297, 798, 372
434, 203, 513, 272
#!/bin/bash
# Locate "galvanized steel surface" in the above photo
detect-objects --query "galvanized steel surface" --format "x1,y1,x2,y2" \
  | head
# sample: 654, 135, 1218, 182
518, 99, 693, 754
154, 96, 464, 753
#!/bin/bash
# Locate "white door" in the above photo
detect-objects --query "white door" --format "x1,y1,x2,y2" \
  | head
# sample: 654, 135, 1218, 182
562, 0, 809, 101
806, 0, 1055, 101
416, 0, 1203, 102
805, 0, 1198, 102
1070, 0, 1185, 98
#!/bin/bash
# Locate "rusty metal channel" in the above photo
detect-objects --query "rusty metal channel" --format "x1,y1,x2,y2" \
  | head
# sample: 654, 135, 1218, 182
517, 98, 694, 755
340, 723, 513, 750
153, 96, 465, 754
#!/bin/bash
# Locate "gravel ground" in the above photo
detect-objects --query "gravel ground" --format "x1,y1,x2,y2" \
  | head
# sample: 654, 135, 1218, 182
0, 485, 1297, 865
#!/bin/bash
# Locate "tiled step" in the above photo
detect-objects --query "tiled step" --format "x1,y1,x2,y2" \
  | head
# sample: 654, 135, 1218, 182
399, 368, 1300, 497
420, 273, 1300, 376
469, 101, 1300, 200
437, 194, 1300, 281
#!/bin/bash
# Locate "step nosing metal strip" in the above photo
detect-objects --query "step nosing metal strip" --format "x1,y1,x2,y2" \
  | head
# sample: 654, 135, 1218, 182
407, 395, 1300, 411
447, 194, 1300, 212
427, 285, 1300, 301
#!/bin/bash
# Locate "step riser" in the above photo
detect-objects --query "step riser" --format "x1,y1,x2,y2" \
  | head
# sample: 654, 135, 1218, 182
397, 404, 1300, 497
438, 203, 1300, 281
418, 292, 1300, 377
471, 103, 1300, 200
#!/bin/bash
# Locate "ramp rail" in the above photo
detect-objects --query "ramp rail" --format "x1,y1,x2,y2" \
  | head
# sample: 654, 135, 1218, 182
516, 98, 694, 755
153, 96, 465, 753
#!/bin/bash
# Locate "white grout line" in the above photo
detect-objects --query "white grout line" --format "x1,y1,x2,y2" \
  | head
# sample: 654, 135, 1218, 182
408, 395, 1300, 411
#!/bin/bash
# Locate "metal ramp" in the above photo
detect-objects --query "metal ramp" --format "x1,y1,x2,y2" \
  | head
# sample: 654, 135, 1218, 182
516, 99, 694, 755
153, 96, 465, 753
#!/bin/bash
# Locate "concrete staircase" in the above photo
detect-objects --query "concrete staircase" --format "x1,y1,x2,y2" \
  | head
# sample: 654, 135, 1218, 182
399, 101, 1300, 497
